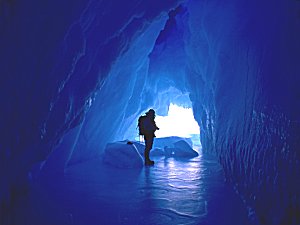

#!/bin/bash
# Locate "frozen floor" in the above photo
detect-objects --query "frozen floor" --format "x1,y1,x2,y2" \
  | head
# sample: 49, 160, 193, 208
17, 153, 251, 225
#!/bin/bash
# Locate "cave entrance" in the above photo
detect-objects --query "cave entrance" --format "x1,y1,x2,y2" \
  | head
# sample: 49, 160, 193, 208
143, 96, 202, 149
155, 103, 200, 142
128, 87, 202, 149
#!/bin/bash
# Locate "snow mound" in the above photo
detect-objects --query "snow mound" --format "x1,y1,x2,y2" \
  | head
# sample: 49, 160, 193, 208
154, 136, 193, 149
103, 141, 144, 168
152, 137, 199, 158
122, 141, 165, 157
164, 147, 180, 157
161, 139, 198, 158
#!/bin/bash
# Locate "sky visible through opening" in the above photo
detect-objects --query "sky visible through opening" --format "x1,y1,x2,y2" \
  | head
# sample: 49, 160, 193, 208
155, 103, 200, 138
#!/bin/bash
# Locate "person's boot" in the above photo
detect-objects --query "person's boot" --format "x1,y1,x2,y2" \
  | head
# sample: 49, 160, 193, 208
145, 159, 154, 166
144, 150, 154, 166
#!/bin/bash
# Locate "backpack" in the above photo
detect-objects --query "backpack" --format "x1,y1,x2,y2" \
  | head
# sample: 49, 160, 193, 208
138, 115, 147, 135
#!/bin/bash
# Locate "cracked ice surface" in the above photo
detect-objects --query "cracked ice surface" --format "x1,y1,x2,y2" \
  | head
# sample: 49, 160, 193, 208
18, 153, 250, 225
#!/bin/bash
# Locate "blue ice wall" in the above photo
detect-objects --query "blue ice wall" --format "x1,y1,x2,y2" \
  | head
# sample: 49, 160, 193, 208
0, 0, 299, 224
66, 15, 171, 164
183, 1, 300, 224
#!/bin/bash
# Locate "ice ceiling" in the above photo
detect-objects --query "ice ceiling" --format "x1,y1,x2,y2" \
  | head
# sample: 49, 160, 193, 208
0, 0, 299, 224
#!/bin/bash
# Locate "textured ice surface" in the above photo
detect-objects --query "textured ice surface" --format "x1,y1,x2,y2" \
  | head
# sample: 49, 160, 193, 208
16, 153, 251, 225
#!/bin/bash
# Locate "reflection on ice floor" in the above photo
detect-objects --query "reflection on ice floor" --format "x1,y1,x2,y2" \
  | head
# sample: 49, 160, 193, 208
21, 153, 251, 225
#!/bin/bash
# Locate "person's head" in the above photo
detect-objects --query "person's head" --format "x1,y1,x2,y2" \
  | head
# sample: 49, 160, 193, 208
146, 109, 155, 118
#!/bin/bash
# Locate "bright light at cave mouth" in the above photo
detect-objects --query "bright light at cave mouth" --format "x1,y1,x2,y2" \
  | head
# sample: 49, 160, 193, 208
155, 104, 200, 138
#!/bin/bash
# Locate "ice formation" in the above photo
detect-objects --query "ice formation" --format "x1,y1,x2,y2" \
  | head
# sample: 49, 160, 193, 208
103, 141, 144, 169
102, 137, 198, 168
0, 0, 299, 224
173, 140, 199, 158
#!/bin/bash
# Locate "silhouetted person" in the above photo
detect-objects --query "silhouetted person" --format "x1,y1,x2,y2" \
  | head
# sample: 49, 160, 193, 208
139, 109, 159, 166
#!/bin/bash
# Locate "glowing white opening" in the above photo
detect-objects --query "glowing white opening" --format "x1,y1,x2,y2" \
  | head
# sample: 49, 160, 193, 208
155, 104, 200, 138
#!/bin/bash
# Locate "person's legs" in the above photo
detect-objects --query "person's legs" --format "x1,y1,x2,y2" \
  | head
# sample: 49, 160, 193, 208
144, 135, 154, 165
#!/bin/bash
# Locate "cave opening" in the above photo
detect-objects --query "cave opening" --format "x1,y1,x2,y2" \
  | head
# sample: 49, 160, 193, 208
126, 84, 202, 149
155, 103, 200, 140
133, 101, 201, 150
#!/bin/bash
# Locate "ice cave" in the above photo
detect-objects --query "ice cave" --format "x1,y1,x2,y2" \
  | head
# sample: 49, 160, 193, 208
0, 0, 299, 225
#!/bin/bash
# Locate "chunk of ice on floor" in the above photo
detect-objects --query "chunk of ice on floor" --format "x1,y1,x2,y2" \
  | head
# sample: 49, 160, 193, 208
150, 147, 165, 156
103, 141, 144, 168
173, 140, 199, 158
154, 136, 193, 149
131, 141, 145, 155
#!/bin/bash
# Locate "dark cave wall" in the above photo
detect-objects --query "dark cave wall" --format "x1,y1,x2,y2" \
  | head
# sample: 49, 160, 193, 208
0, 0, 182, 221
